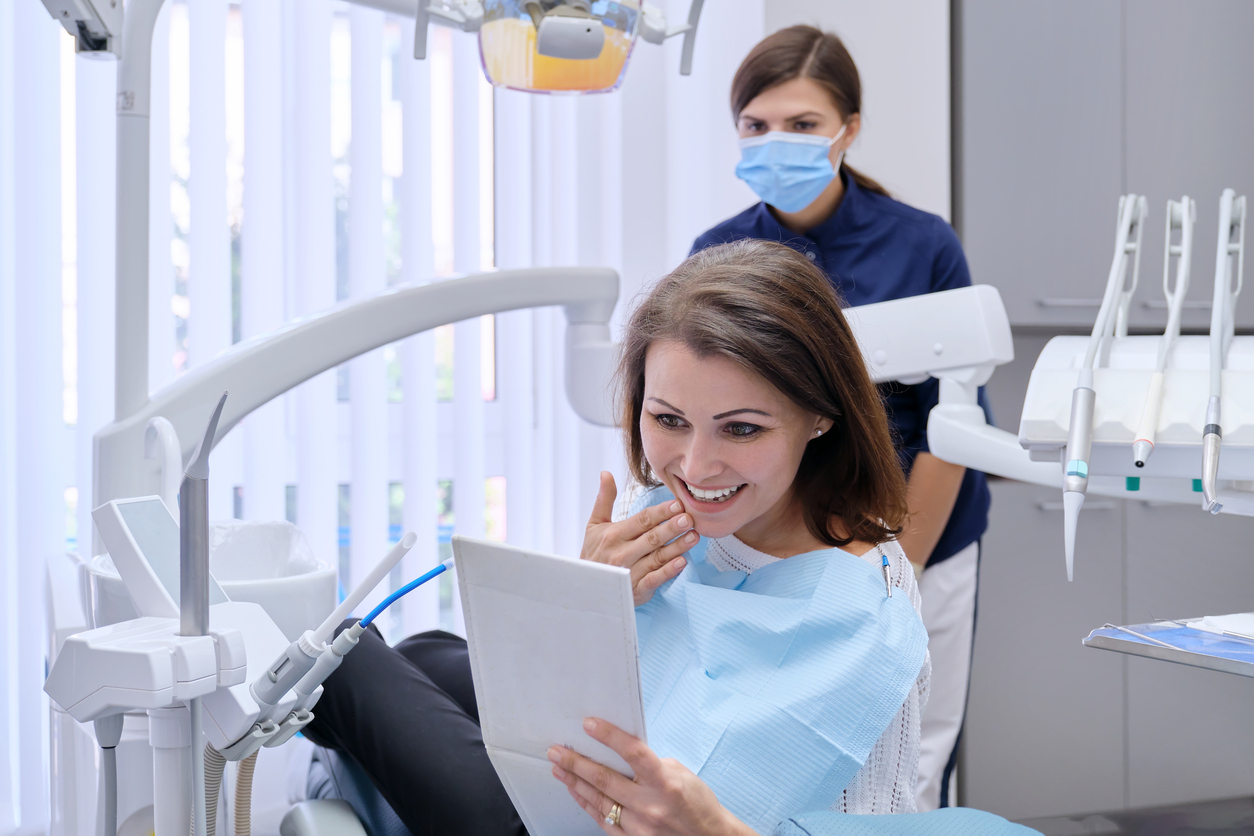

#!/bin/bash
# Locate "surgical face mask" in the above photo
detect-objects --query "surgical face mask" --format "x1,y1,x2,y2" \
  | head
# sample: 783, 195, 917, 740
734, 125, 847, 213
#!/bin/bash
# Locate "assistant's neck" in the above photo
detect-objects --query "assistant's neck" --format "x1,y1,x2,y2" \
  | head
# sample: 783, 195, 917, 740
769, 168, 846, 235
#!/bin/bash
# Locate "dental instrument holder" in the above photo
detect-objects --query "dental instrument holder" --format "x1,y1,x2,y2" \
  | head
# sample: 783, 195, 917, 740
1202, 190, 1246, 514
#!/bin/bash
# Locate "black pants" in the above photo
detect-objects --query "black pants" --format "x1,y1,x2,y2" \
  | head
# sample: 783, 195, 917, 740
303, 621, 527, 836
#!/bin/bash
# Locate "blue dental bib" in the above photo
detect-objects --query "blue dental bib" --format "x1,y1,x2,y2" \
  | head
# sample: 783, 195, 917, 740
629, 488, 929, 833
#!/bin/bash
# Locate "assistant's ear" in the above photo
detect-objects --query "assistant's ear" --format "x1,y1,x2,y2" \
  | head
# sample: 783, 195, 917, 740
836, 113, 861, 156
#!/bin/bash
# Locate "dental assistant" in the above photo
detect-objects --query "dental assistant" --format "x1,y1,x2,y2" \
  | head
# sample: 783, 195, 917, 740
691, 25, 990, 811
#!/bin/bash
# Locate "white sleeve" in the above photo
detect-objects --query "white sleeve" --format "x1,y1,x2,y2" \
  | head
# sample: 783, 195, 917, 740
832, 538, 930, 814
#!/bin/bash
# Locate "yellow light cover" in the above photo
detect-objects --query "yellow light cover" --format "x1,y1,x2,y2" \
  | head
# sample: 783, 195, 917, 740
479, 1, 640, 94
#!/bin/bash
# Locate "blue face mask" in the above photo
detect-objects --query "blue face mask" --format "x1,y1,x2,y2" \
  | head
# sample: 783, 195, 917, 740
734, 126, 846, 213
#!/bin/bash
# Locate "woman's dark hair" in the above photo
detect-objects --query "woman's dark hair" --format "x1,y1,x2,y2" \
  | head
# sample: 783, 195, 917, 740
731, 25, 890, 198
618, 240, 907, 547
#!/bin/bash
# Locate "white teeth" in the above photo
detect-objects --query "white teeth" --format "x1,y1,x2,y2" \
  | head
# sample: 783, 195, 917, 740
683, 481, 742, 502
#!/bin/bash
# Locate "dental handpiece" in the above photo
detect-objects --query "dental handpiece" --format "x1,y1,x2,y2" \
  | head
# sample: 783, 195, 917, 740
250, 533, 417, 721
1201, 189, 1245, 514
1201, 396, 1223, 514
1135, 197, 1195, 469
1062, 382, 1096, 582
1063, 194, 1145, 581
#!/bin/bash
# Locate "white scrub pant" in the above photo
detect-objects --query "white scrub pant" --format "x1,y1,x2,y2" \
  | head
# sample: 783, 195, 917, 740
915, 540, 979, 812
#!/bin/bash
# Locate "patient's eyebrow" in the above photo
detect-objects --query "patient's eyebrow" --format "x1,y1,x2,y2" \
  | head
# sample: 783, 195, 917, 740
712, 408, 772, 420
648, 398, 685, 415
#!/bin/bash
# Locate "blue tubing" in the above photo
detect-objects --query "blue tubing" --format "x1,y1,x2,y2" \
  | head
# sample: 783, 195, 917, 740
360, 561, 451, 627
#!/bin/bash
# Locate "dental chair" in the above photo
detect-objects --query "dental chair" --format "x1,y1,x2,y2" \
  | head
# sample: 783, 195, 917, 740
282, 748, 410, 836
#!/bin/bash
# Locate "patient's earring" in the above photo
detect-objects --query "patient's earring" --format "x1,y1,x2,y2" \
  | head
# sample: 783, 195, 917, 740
814, 429, 823, 437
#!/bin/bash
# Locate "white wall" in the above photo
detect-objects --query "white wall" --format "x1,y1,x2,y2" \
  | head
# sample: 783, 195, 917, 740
765, 0, 952, 221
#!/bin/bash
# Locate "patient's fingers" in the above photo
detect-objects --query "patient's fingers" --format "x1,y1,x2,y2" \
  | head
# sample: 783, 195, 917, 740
587, 471, 618, 527
623, 499, 686, 546
629, 528, 696, 587
634, 557, 686, 604
623, 510, 693, 566
563, 785, 621, 834
582, 718, 666, 786
547, 744, 640, 809
557, 769, 624, 832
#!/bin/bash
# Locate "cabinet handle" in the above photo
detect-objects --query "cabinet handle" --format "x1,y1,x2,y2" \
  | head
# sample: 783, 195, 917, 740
1036, 298, 1103, 308
1142, 299, 1212, 310
1037, 499, 1119, 512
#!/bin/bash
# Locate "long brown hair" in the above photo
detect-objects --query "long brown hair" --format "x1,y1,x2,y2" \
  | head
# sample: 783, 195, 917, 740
618, 240, 907, 547
731, 25, 890, 198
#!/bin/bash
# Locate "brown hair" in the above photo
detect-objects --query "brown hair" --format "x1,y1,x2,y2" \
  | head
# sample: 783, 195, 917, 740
618, 240, 907, 547
731, 25, 890, 198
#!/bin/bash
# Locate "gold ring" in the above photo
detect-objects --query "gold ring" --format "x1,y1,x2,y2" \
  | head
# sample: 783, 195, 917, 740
605, 802, 623, 827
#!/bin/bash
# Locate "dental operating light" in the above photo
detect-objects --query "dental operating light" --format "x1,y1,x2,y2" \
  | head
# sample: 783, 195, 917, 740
415, 0, 706, 92
46, 0, 704, 94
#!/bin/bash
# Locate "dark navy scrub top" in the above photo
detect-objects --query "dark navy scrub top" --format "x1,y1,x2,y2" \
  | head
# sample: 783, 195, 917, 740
691, 170, 989, 567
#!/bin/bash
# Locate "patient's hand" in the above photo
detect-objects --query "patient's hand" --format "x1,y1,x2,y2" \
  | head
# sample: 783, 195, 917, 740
548, 717, 756, 836
581, 472, 697, 607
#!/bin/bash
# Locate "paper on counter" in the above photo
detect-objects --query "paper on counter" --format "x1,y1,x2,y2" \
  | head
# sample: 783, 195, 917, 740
1191, 612, 1254, 636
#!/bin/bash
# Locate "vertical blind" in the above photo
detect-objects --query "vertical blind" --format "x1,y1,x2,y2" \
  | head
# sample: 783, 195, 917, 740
0, 0, 766, 828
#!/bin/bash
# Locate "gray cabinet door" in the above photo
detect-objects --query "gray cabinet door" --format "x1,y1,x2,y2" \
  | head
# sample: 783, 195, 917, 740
1124, 0, 1254, 333
964, 480, 1126, 820
958, 0, 1124, 328
1123, 500, 1254, 808
960, 0, 1254, 330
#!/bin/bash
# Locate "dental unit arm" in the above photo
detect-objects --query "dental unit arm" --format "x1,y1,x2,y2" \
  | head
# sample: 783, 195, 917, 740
1202, 189, 1246, 514
1133, 196, 1196, 469
93, 268, 620, 516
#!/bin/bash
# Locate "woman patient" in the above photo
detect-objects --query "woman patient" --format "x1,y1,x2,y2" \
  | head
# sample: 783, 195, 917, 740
303, 239, 930, 835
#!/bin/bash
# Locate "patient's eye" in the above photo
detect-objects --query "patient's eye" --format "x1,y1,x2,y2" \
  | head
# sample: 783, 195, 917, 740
725, 422, 761, 438
655, 413, 686, 430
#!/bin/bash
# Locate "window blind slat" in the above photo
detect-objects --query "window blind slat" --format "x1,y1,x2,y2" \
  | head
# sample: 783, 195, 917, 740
0, 0, 19, 820
187, 0, 234, 521
11, 5, 62, 826
399, 17, 439, 635
449, 32, 484, 635
241, 0, 287, 523
293, 0, 339, 570
148, 3, 175, 397
347, 4, 391, 617
76, 55, 117, 557
493, 89, 534, 551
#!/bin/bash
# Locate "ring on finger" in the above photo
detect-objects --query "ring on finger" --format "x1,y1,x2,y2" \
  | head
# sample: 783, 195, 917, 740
605, 801, 623, 827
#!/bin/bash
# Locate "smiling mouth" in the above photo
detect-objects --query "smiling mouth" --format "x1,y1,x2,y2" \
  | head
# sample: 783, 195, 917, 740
679, 479, 746, 504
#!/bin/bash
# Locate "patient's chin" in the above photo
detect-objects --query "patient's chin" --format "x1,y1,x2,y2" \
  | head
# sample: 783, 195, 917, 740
692, 521, 735, 540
